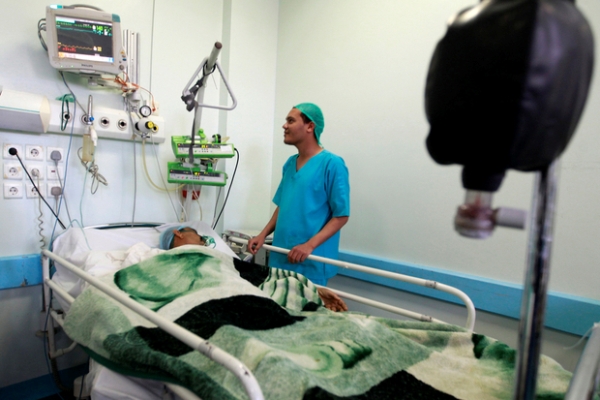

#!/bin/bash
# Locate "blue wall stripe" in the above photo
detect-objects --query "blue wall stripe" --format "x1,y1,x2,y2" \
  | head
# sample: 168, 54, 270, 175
338, 250, 599, 337
1, 251, 597, 336
0, 364, 88, 398
0, 254, 42, 290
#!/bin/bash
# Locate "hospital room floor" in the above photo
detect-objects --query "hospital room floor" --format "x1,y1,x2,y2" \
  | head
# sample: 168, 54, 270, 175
1, 367, 89, 400
38, 392, 79, 400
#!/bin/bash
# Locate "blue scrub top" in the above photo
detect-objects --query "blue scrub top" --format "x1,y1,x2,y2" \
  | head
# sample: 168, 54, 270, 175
270, 150, 350, 285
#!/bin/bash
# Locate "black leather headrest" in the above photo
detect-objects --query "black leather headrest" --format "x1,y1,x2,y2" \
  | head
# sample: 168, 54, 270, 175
425, 0, 594, 191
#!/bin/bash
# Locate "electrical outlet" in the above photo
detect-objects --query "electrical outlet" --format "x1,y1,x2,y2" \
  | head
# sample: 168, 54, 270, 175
26, 164, 44, 180
47, 165, 64, 181
25, 145, 44, 161
3, 163, 23, 180
4, 182, 23, 199
3, 143, 23, 159
47, 182, 62, 197
26, 183, 45, 199
47, 147, 65, 162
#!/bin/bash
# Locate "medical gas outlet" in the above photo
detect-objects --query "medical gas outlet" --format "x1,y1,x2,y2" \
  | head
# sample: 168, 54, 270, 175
134, 117, 159, 136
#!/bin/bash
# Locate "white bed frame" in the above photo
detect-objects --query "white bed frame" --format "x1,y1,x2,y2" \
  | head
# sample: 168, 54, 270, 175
40, 224, 477, 400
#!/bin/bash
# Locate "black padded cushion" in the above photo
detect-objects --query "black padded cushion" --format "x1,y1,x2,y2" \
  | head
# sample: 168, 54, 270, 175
425, 0, 594, 191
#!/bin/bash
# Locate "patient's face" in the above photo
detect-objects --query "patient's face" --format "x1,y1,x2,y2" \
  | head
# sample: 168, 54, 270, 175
172, 228, 206, 248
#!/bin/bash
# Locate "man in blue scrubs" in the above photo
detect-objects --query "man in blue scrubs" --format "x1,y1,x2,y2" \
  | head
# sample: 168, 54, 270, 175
248, 103, 350, 285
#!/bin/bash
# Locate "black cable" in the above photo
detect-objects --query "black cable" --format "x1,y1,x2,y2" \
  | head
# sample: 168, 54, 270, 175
212, 148, 239, 230
76, 360, 88, 400
8, 148, 66, 229
37, 18, 47, 51
43, 308, 71, 394
188, 113, 197, 163
131, 137, 138, 227
50, 357, 71, 393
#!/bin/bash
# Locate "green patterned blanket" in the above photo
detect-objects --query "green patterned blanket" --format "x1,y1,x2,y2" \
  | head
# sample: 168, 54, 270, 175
63, 246, 573, 400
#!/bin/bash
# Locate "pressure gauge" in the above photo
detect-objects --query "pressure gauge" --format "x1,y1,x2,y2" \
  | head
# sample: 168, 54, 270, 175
139, 105, 152, 117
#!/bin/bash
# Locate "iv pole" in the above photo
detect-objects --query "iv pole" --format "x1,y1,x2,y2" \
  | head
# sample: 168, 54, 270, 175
181, 41, 238, 164
179, 42, 237, 219
513, 160, 560, 400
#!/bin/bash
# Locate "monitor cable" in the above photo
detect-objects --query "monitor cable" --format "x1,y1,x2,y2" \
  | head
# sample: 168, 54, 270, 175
35, 173, 47, 252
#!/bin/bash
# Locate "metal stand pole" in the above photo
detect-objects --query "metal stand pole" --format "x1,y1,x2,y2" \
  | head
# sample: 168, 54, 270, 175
514, 160, 559, 399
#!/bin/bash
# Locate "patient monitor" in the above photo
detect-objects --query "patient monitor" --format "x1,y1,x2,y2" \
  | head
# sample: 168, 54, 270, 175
45, 5, 127, 75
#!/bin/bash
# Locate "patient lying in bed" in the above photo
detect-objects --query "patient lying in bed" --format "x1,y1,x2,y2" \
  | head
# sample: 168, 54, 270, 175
160, 225, 348, 312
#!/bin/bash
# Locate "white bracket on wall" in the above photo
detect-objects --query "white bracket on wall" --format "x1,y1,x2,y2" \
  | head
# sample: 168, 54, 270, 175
0, 86, 165, 144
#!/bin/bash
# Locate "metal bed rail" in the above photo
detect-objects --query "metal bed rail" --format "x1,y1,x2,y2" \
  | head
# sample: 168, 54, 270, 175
45, 277, 203, 400
263, 244, 476, 331
225, 237, 476, 331
42, 249, 264, 400
565, 322, 600, 400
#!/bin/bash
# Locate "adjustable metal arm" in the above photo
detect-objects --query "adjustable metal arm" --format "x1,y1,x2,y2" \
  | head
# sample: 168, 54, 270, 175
180, 42, 238, 165
181, 42, 237, 113
181, 42, 221, 111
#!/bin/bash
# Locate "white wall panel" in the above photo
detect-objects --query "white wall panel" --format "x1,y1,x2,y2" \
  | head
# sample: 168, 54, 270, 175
273, 0, 600, 300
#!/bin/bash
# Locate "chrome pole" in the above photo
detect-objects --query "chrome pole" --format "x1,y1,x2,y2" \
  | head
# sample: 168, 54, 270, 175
514, 160, 560, 399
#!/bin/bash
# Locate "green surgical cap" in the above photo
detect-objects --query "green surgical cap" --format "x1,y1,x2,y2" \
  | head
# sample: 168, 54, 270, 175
294, 103, 324, 144
159, 225, 186, 250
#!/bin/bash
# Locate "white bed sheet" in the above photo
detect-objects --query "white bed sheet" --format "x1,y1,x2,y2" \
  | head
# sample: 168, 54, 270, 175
87, 360, 174, 400
50, 221, 236, 400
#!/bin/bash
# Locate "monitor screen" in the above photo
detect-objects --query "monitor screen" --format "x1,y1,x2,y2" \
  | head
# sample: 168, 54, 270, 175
45, 5, 126, 75
55, 16, 114, 63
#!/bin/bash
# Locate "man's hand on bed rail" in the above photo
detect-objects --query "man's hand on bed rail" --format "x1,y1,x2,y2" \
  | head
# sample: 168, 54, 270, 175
317, 287, 348, 312
248, 235, 265, 255
288, 242, 315, 263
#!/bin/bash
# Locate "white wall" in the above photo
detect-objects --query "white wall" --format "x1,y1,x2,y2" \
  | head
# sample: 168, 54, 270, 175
0, 0, 278, 387
273, 0, 600, 304
553, 0, 600, 297
221, 0, 279, 231
272, 0, 600, 371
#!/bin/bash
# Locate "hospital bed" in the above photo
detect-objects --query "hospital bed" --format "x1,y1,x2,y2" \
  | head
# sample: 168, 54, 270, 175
40, 222, 593, 400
